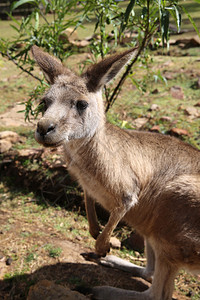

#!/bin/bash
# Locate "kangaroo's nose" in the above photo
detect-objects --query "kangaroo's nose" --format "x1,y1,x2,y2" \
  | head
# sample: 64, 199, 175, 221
37, 119, 56, 137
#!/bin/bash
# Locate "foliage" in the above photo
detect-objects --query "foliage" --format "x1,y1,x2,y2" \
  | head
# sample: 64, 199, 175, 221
0, 0, 199, 119
45, 244, 62, 258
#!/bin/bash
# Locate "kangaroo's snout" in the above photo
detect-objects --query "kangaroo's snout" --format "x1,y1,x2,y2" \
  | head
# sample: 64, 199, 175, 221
35, 118, 60, 146
37, 118, 56, 137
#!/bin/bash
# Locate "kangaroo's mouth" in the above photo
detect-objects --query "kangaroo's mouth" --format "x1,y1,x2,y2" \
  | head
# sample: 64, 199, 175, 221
42, 140, 64, 148
35, 131, 64, 148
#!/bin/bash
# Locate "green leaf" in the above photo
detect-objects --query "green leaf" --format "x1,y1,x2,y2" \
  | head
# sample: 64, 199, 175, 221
173, 5, 181, 33
121, 0, 136, 33
10, 24, 20, 33
129, 75, 142, 92
40, 0, 49, 6
181, 6, 200, 38
161, 9, 169, 47
141, 7, 148, 19
11, 0, 37, 11
124, 0, 135, 24
34, 11, 39, 30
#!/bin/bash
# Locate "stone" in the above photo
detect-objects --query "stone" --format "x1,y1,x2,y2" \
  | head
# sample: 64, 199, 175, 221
150, 125, 161, 133
169, 128, 189, 137
170, 86, 184, 100
59, 28, 78, 44
120, 32, 137, 44
0, 131, 20, 144
17, 148, 44, 159
27, 280, 89, 300
163, 72, 174, 80
184, 106, 199, 117
5, 257, 12, 266
148, 104, 160, 111
0, 140, 12, 153
174, 36, 200, 49
132, 117, 148, 129
110, 237, 121, 249
71, 40, 90, 48
160, 116, 172, 122
151, 89, 159, 94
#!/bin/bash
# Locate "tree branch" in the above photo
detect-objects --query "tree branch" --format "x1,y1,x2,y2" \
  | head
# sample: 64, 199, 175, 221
0, 50, 43, 83
105, 0, 154, 112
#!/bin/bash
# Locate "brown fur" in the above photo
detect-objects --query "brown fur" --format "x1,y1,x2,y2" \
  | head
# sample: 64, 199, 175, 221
32, 45, 200, 300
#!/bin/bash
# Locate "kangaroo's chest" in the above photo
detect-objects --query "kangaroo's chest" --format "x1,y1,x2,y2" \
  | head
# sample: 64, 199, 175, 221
70, 161, 117, 211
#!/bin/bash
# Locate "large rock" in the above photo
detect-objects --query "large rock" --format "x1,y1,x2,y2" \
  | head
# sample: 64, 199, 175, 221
0, 131, 21, 153
110, 236, 121, 249
27, 280, 89, 300
0, 131, 20, 144
0, 140, 12, 153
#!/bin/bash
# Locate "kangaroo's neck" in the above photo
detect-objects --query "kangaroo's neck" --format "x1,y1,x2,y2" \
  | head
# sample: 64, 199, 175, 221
63, 121, 107, 160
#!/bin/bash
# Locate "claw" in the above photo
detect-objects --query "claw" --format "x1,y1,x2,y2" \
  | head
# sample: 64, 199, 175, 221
81, 252, 101, 262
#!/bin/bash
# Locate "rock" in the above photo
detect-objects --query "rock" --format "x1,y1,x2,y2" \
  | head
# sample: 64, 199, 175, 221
17, 148, 44, 159
5, 257, 12, 266
132, 117, 148, 129
184, 106, 199, 118
0, 131, 23, 153
27, 280, 89, 300
0, 131, 20, 143
174, 35, 200, 49
71, 40, 90, 48
59, 28, 78, 44
120, 32, 137, 44
110, 237, 121, 249
148, 104, 160, 111
151, 89, 159, 94
0, 140, 12, 153
163, 72, 174, 80
150, 125, 161, 133
170, 86, 184, 100
169, 128, 189, 137
160, 116, 172, 122
128, 231, 144, 253
195, 101, 200, 107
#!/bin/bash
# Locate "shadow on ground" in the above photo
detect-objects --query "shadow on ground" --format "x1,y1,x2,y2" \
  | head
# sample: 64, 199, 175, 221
0, 260, 149, 299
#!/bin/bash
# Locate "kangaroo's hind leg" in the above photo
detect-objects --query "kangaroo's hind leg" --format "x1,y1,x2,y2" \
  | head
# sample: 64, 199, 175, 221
92, 250, 178, 300
99, 239, 154, 282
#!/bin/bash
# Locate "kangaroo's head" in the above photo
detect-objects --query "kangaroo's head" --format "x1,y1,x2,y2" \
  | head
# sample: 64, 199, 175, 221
32, 45, 137, 147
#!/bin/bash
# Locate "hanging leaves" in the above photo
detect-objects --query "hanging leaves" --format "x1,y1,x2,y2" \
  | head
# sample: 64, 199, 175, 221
120, 0, 136, 34
11, 0, 37, 11
161, 9, 169, 47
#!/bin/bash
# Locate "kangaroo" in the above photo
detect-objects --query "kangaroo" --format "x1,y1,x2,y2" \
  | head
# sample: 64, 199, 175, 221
32, 45, 200, 300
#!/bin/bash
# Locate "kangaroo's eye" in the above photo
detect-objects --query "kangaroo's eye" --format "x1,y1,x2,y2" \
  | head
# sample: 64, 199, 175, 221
38, 99, 47, 115
76, 100, 88, 113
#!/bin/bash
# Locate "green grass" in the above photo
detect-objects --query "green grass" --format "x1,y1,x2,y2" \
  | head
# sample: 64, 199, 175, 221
45, 244, 62, 258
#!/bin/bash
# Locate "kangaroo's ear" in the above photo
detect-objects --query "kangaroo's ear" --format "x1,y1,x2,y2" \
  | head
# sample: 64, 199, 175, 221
31, 45, 64, 84
82, 47, 138, 92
